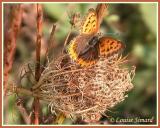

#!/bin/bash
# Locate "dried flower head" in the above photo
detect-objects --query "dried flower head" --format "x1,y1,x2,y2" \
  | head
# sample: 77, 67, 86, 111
32, 53, 135, 123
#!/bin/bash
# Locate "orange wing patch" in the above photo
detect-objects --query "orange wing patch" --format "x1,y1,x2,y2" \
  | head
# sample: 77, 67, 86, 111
67, 38, 78, 61
67, 37, 98, 67
80, 9, 98, 35
98, 37, 125, 57
76, 58, 97, 67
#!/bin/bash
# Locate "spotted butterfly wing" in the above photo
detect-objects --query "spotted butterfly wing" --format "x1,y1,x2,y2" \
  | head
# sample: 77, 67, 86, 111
80, 4, 108, 35
98, 37, 125, 57
80, 8, 98, 35
77, 36, 125, 66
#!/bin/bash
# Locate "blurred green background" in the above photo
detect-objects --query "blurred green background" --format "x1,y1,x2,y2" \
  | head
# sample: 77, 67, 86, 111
3, 3, 157, 125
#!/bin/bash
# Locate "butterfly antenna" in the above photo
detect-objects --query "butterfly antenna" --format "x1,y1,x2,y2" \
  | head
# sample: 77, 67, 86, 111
106, 32, 120, 36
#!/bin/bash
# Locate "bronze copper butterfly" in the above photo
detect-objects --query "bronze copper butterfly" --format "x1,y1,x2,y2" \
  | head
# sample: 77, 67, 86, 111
67, 4, 124, 67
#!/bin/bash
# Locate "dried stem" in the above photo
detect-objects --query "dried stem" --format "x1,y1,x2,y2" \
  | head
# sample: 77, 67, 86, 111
44, 24, 56, 66
63, 27, 72, 52
35, 4, 43, 81
32, 4, 43, 125
7, 84, 34, 97
7, 84, 48, 99
4, 4, 22, 96
16, 99, 31, 124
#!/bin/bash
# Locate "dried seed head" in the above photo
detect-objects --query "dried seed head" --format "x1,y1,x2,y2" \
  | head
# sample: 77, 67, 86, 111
33, 53, 135, 123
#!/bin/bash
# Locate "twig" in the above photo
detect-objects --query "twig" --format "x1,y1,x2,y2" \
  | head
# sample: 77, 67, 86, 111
4, 4, 22, 96
16, 98, 31, 124
32, 4, 43, 125
63, 27, 72, 52
7, 84, 46, 99
35, 4, 42, 81
44, 24, 56, 67
33, 97, 40, 125
73, 105, 98, 114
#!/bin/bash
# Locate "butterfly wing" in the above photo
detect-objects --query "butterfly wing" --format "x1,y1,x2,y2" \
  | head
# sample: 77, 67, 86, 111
98, 37, 125, 57
80, 8, 98, 35
77, 45, 99, 67
96, 4, 108, 29
67, 35, 91, 61
67, 35, 99, 67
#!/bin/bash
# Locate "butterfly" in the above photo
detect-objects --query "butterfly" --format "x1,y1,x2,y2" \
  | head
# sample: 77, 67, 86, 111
67, 4, 125, 67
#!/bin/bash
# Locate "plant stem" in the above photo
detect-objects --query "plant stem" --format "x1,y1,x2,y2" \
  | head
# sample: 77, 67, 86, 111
32, 4, 43, 125
4, 4, 22, 96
